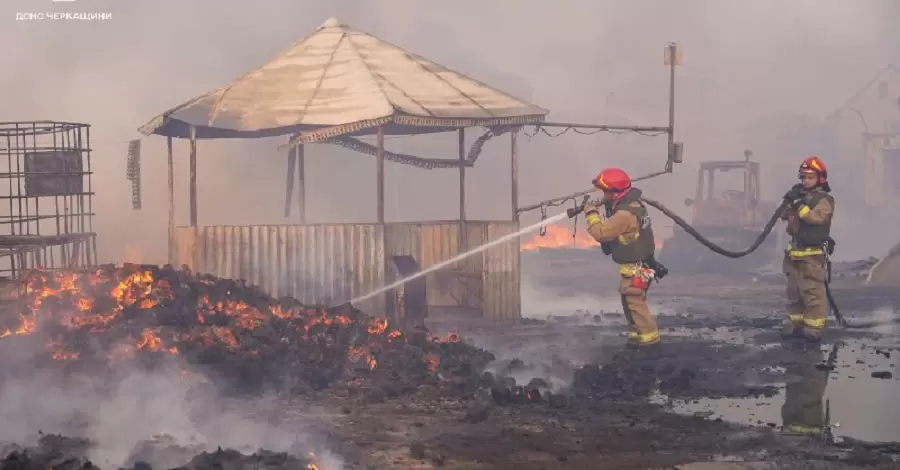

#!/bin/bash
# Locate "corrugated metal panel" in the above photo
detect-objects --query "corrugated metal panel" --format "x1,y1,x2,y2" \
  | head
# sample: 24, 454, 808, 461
173, 227, 195, 268
461, 222, 487, 311
173, 221, 521, 322
384, 224, 421, 260
482, 221, 521, 321
384, 222, 490, 314
419, 223, 462, 308
172, 224, 386, 316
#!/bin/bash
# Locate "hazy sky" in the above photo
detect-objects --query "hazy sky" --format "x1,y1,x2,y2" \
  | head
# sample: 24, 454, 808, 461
1, 0, 897, 262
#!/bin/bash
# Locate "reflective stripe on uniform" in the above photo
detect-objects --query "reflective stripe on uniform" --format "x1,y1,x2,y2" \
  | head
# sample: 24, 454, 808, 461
785, 241, 825, 257
797, 205, 811, 218
585, 213, 601, 226
625, 329, 658, 344
618, 232, 639, 245
789, 247, 824, 257
635, 330, 659, 344
788, 314, 804, 325
803, 316, 826, 329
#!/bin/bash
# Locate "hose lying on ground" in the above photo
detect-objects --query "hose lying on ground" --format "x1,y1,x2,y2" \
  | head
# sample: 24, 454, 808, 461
639, 196, 791, 258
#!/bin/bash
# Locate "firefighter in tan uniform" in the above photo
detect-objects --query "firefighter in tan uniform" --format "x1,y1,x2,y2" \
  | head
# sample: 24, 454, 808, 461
569, 168, 661, 349
781, 156, 835, 342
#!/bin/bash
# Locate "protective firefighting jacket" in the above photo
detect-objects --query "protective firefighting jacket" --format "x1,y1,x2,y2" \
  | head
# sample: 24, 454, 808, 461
790, 190, 834, 249
601, 188, 656, 264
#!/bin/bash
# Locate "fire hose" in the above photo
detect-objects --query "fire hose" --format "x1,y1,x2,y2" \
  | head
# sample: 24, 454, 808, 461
567, 196, 897, 330
643, 197, 900, 329
638, 196, 789, 259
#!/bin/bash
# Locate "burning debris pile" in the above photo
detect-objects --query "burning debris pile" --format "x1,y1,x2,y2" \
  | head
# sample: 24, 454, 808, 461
0, 265, 494, 396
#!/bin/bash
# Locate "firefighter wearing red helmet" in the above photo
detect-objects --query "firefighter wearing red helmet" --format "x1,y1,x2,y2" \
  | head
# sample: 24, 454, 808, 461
780, 156, 834, 342
575, 168, 661, 349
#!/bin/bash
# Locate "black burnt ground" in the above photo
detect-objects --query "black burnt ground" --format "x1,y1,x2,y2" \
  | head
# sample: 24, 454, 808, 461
0, 265, 493, 396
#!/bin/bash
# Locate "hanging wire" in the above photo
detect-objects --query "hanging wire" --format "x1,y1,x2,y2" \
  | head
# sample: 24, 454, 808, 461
570, 198, 581, 244
539, 205, 548, 236
523, 124, 668, 139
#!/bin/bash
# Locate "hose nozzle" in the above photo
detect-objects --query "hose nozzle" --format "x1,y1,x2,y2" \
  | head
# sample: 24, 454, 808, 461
566, 195, 592, 218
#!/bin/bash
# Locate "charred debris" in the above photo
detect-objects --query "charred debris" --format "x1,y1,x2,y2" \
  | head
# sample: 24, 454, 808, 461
0, 264, 499, 398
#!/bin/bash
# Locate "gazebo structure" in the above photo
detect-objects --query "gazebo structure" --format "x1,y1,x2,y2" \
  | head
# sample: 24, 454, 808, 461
138, 18, 549, 322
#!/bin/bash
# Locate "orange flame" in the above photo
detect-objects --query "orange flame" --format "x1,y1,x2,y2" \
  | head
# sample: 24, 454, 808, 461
426, 353, 440, 372
520, 225, 596, 250
430, 331, 461, 344
5, 267, 412, 380
521, 224, 666, 251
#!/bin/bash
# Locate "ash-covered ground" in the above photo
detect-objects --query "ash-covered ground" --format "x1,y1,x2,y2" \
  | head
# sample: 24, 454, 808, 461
1, 256, 899, 469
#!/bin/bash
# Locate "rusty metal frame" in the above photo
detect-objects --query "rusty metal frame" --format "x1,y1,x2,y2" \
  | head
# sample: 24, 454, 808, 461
0, 121, 97, 278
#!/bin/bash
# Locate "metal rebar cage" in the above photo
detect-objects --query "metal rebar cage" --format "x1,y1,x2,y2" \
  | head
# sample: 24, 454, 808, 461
0, 121, 97, 279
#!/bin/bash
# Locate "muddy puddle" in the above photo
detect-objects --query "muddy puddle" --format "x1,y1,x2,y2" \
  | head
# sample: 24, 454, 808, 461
652, 340, 900, 442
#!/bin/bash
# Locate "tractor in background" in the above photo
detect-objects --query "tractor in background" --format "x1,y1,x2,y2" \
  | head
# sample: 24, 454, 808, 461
658, 150, 783, 274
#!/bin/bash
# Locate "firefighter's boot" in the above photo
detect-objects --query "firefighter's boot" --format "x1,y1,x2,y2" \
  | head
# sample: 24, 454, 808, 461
636, 342, 662, 370
625, 330, 640, 349
801, 326, 823, 343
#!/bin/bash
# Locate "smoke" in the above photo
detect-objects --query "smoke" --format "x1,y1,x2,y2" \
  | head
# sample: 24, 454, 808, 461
1, 0, 898, 266
0, 352, 344, 469
869, 305, 900, 337
521, 275, 622, 319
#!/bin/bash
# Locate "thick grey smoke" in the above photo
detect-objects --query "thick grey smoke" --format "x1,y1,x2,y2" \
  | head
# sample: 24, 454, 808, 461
0, 357, 344, 469
1, 0, 898, 264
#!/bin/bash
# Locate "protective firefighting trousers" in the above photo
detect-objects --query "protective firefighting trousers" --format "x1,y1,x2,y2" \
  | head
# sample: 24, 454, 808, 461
618, 263, 659, 345
783, 250, 828, 331
781, 348, 828, 435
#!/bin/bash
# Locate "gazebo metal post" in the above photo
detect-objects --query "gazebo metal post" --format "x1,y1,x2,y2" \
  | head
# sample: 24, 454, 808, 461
376, 126, 385, 223
297, 143, 306, 224
189, 125, 198, 227
166, 136, 174, 264
284, 136, 296, 218
510, 129, 519, 222
458, 128, 467, 251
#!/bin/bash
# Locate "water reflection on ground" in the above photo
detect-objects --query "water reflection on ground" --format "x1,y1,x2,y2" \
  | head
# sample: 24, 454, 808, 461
653, 340, 900, 442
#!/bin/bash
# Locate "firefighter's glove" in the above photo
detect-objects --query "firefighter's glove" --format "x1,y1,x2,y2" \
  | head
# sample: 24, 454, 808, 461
783, 185, 804, 203
584, 204, 602, 226
566, 206, 583, 218
600, 242, 613, 255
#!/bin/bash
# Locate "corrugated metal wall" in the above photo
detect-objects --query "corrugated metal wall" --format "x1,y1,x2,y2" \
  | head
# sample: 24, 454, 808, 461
173, 221, 521, 321
173, 224, 386, 315
482, 222, 521, 321
383, 222, 489, 313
